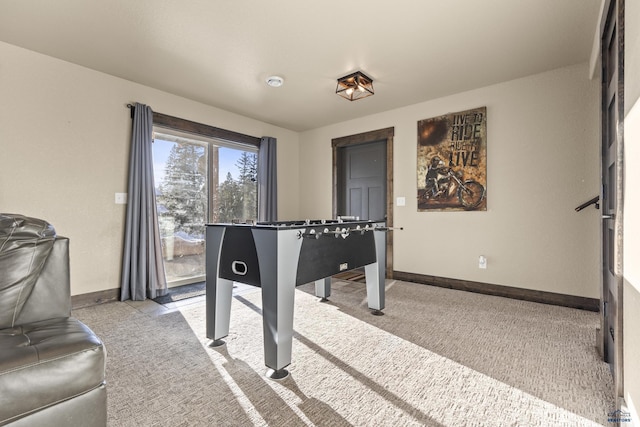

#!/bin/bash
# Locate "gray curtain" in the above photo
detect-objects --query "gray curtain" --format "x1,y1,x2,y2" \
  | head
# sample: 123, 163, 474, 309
120, 103, 167, 301
257, 137, 277, 222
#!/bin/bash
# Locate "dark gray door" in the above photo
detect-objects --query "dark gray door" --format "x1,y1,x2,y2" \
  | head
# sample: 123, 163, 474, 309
601, 0, 623, 390
338, 141, 386, 221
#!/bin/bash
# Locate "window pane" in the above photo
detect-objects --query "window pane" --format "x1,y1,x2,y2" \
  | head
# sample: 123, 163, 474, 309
152, 130, 257, 286
215, 147, 257, 223
154, 137, 207, 284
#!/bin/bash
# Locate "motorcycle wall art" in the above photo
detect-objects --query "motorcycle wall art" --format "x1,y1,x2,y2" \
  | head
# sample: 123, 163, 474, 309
417, 107, 487, 212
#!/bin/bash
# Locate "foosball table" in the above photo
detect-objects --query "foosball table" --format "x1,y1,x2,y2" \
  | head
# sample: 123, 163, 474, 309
205, 218, 392, 379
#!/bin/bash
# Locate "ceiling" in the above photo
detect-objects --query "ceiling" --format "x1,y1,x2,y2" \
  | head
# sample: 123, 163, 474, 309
0, 1, 601, 132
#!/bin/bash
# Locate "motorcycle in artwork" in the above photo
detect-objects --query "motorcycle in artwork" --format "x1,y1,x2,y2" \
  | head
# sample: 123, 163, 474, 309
419, 156, 485, 209
417, 107, 487, 212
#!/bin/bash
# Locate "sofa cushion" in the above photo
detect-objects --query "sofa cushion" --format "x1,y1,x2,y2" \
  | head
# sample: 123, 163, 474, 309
0, 214, 56, 329
0, 317, 106, 425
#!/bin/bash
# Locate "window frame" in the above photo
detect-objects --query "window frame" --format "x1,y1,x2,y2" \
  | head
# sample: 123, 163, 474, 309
151, 113, 260, 285
152, 112, 260, 223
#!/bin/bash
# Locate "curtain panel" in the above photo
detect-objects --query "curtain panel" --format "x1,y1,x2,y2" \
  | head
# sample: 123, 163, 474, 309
258, 137, 277, 222
120, 103, 167, 301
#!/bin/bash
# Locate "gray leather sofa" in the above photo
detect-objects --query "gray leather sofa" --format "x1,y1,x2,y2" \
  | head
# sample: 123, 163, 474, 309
0, 214, 107, 426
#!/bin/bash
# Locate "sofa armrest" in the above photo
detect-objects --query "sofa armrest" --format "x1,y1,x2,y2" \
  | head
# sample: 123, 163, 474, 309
15, 238, 71, 324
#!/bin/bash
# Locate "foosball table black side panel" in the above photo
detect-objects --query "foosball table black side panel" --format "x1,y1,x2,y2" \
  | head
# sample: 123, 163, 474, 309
296, 230, 376, 285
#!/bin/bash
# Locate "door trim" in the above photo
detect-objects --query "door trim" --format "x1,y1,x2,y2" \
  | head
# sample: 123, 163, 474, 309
332, 127, 394, 277
599, 0, 625, 399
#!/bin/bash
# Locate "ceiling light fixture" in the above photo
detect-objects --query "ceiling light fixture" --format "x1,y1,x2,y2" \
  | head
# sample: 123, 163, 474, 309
266, 75, 284, 87
336, 71, 374, 101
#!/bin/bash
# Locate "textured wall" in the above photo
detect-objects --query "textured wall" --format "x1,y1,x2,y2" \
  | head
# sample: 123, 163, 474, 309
299, 62, 600, 299
0, 41, 300, 296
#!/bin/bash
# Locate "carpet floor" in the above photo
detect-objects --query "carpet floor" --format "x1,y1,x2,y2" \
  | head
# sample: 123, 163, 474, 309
73, 279, 615, 426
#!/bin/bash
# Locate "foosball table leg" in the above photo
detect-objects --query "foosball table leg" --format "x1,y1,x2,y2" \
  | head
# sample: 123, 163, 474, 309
314, 277, 331, 302
253, 228, 301, 378
365, 261, 385, 315
207, 277, 234, 345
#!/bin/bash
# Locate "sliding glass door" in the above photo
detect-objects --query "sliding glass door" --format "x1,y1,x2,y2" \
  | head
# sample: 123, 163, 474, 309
152, 129, 257, 286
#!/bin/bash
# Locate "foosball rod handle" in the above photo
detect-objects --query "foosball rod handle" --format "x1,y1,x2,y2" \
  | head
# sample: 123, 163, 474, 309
374, 226, 404, 232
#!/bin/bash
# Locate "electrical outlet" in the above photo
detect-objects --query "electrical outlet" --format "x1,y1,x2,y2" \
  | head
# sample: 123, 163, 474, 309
115, 193, 127, 204
479, 255, 487, 269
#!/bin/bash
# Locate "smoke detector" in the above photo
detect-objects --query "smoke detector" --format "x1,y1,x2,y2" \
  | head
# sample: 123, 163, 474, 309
266, 76, 284, 87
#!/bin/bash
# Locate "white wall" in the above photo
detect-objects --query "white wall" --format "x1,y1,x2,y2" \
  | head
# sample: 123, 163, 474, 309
0, 40, 606, 302
624, 0, 640, 421
0, 41, 300, 296
299, 62, 601, 299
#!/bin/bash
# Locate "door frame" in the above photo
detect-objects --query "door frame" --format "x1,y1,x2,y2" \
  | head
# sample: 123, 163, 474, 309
599, 0, 625, 399
332, 127, 394, 278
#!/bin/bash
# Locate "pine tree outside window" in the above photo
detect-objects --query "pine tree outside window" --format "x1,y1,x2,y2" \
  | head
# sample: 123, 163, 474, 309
152, 128, 257, 285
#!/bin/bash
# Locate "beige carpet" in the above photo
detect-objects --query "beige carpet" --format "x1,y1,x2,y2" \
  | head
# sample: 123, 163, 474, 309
73, 279, 615, 426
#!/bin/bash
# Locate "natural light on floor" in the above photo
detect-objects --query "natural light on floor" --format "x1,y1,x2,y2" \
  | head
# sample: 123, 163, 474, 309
178, 284, 606, 426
